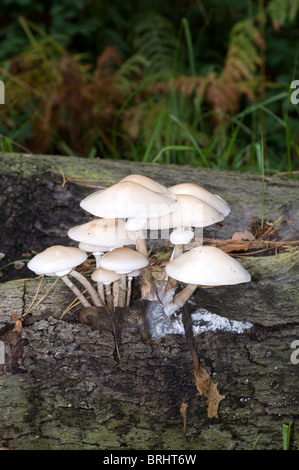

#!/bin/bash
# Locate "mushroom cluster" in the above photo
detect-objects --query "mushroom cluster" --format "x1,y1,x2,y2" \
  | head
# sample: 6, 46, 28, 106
27, 174, 251, 319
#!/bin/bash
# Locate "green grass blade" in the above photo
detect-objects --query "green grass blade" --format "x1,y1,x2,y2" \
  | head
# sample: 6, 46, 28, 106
283, 422, 292, 450
142, 113, 165, 162
255, 139, 265, 228
152, 145, 195, 163
169, 114, 209, 166
182, 17, 196, 76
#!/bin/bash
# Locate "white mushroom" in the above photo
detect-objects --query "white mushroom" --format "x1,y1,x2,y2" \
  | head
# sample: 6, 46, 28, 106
164, 245, 251, 316
27, 245, 102, 308
146, 194, 225, 302
80, 180, 177, 220
120, 174, 169, 194
122, 176, 169, 231
146, 193, 224, 234
78, 242, 109, 269
68, 218, 136, 267
99, 247, 149, 307
79, 180, 178, 300
91, 267, 121, 312
169, 182, 230, 217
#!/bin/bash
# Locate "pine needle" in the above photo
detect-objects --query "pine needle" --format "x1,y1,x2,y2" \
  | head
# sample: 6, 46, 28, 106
23, 276, 59, 316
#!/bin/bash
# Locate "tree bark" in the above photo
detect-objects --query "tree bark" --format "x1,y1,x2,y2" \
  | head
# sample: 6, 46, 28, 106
0, 152, 299, 450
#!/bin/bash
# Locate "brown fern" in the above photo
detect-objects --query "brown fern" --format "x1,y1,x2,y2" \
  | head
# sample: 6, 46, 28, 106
205, 19, 264, 126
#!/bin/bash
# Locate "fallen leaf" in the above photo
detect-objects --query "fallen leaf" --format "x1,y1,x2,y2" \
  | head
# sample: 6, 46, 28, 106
180, 402, 188, 441
11, 312, 23, 335
232, 230, 255, 241
182, 305, 225, 419
193, 362, 226, 419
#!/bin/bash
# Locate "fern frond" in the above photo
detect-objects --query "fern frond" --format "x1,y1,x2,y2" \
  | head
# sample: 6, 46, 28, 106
205, 17, 262, 124
113, 54, 149, 94
128, 12, 177, 74
267, 0, 299, 30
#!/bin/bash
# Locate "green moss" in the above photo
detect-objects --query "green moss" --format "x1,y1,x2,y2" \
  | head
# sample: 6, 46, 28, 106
0, 153, 113, 186
62, 165, 114, 184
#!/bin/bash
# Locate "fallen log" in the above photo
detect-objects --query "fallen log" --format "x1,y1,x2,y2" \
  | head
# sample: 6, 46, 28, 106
0, 152, 299, 450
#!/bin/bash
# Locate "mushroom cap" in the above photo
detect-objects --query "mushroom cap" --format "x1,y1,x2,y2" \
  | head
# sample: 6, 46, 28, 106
169, 183, 230, 217
128, 269, 141, 278
120, 174, 168, 194
91, 267, 121, 284
68, 218, 136, 247
79, 181, 178, 219
165, 245, 251, 286
78, 242, 109, 253
27, 245, 87, 276
145, 194, 224, 230
99, 247, 149, 274
170, 228, 194, 245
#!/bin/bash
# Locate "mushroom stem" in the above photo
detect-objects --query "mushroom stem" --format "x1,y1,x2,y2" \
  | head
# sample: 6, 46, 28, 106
164, 283, 197, 316
135, 230, 157, 301
126, 277, 133, 307
159, 245, 183, 301
93, 253, 103, 268
118, 274, 127, 307
113, 280, 120, 308
173, 244, 184, 258
97, 281, 106, 306
162, 276, 178, 307
105, 284, 114, 312
69, 269, 104, 308
60, 275, 92, 308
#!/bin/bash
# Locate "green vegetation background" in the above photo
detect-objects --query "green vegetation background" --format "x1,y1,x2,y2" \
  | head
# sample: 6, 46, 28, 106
0, 0, 299, 175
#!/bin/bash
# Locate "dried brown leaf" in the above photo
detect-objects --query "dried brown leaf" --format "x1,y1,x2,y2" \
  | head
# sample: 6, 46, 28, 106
193, 363, 226, 419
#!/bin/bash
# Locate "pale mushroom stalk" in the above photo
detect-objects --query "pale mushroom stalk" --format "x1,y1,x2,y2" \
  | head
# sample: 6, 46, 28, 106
105, 283, 114, 312
126, 276, 133, 307
60, 275, 92, 308
164, 283, 198, 316
160, 227, 194, 302
118, 274, 127, 307
113, 280, 120, 308
135, 230, 157, 301
69, 269, 104, 308
96, 281, 106, 306
93, 252, 104, 268
161, 276, 179, 307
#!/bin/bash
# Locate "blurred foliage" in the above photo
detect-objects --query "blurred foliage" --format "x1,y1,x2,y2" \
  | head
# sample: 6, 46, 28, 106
0, 0, 299, 174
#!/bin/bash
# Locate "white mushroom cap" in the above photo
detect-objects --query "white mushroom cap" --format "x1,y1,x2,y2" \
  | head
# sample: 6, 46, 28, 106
78, 242, 110, 253
79, 181, 178, 220
27, 245, 87, 277
99, 247, 149, 274
169, 183, 230, 217
127, 269, 141, 278
125, 217, 147, 232
91, 267, 121, 284
120, 174, 169, 194
68, 218, 136, 247
170, 228, 194, 245
165, 245, 251, 286
145, 194, 224, 230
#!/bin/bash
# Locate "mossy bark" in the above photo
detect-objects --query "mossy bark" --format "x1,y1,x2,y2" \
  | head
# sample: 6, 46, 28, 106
0, 152, 299, 450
